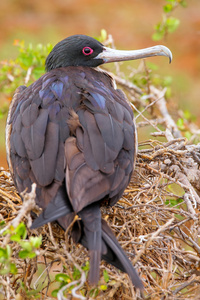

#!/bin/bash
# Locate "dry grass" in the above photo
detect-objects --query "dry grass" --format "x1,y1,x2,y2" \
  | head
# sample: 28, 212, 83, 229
1, 36, 200, 299
0, 134, 200, 299
1, 136, 200, 299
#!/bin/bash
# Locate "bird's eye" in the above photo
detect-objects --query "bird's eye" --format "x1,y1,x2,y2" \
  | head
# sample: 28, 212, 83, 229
82, 47, 93, 56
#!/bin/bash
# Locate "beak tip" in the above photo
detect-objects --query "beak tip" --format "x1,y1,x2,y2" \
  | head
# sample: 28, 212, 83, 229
159, 45, 173, 64
169, 53, 173, 64
164, 46, 173, 64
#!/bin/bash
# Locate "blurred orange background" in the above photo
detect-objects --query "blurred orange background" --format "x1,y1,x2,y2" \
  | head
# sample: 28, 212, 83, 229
0, 0, 200, 168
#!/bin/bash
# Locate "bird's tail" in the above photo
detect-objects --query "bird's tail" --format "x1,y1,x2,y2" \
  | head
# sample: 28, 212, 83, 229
101, 219, 143, 289
78, 203, 102, 286
75, 218, 143, 289
30, 184, 75, 229
30, 188, 143, 289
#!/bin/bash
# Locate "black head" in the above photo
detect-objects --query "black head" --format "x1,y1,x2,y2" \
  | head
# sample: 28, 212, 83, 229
45, 34, 172, 72
45, 35, 104, 71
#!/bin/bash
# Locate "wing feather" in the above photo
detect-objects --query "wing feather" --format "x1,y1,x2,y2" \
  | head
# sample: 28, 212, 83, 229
21, 109, 48, 160
30, 121, 59, 186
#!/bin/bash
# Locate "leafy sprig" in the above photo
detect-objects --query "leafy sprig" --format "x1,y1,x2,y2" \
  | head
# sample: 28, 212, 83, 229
152, 0, 187, 41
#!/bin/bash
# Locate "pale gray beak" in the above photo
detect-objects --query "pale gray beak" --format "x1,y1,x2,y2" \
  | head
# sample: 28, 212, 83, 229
95, 45, 172, 64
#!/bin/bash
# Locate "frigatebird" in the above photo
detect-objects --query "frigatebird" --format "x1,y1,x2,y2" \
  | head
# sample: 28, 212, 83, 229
6, 34, 172, 289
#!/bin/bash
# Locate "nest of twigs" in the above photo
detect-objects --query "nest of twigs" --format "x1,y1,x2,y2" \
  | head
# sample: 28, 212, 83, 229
1, 135, 200, 299
1, 36, 200, 299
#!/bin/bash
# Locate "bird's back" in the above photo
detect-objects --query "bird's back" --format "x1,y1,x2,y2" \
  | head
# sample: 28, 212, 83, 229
7, 66, 136, 213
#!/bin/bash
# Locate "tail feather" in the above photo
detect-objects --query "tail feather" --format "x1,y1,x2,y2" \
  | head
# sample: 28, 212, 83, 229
30, 189, 143, 288
89, 250, 101, 285
30, 185, 74, 229
101, 219, 143, 289
78, 203, 102, 285
74, 218, 143, 289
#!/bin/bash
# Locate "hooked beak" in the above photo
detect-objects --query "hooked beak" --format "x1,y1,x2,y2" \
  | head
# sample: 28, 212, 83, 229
95, 45, 172, 64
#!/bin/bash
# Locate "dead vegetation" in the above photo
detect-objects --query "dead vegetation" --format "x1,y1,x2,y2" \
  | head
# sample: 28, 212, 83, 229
1, 35, 200, 299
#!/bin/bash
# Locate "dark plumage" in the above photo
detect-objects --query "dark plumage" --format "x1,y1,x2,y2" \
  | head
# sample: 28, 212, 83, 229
6, 34, 172, 289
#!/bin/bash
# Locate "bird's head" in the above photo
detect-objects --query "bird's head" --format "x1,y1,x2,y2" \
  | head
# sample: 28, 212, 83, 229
45, 34, 172, 72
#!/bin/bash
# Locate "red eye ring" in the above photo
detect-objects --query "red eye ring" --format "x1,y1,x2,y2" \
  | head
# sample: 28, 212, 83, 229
82, 47, 93, 56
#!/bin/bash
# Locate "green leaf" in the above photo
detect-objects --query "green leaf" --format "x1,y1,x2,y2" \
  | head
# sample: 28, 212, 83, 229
100, 285, 107, 291
10, 263, 18, 274
6, 245, 12, 258
19, 241, 32, 252
51, 289, 59, 297
73, 267, 81, 280
103, 269, 110, 283
18, 54, 33, 68
0, 248, 8, 261
46, 43, 53, 53
0, 245, 12, 262
163, 4, 173, 13
166, 17, 180, 33
165, 198, 183, 207
30, 236, 42, 248
18, 250, 36, 259
152, 31, 165, 41
177, 118, 185, 130
15, 222, 27, 239
185, 131, 192, 140
108, 280, 117, 286
55, 273, 71, 283
93, 288, 99, 297
0, 221, 5, 227
82, 260, 90, 271
10, 234, 21, 242
100, 29, 107, 41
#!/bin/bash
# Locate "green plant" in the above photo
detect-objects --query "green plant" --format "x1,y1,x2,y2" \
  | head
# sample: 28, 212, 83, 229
0, 40, 52, 118
152, 0, 187, 41
51, 265, 111, 298
0, 222, 42, 275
